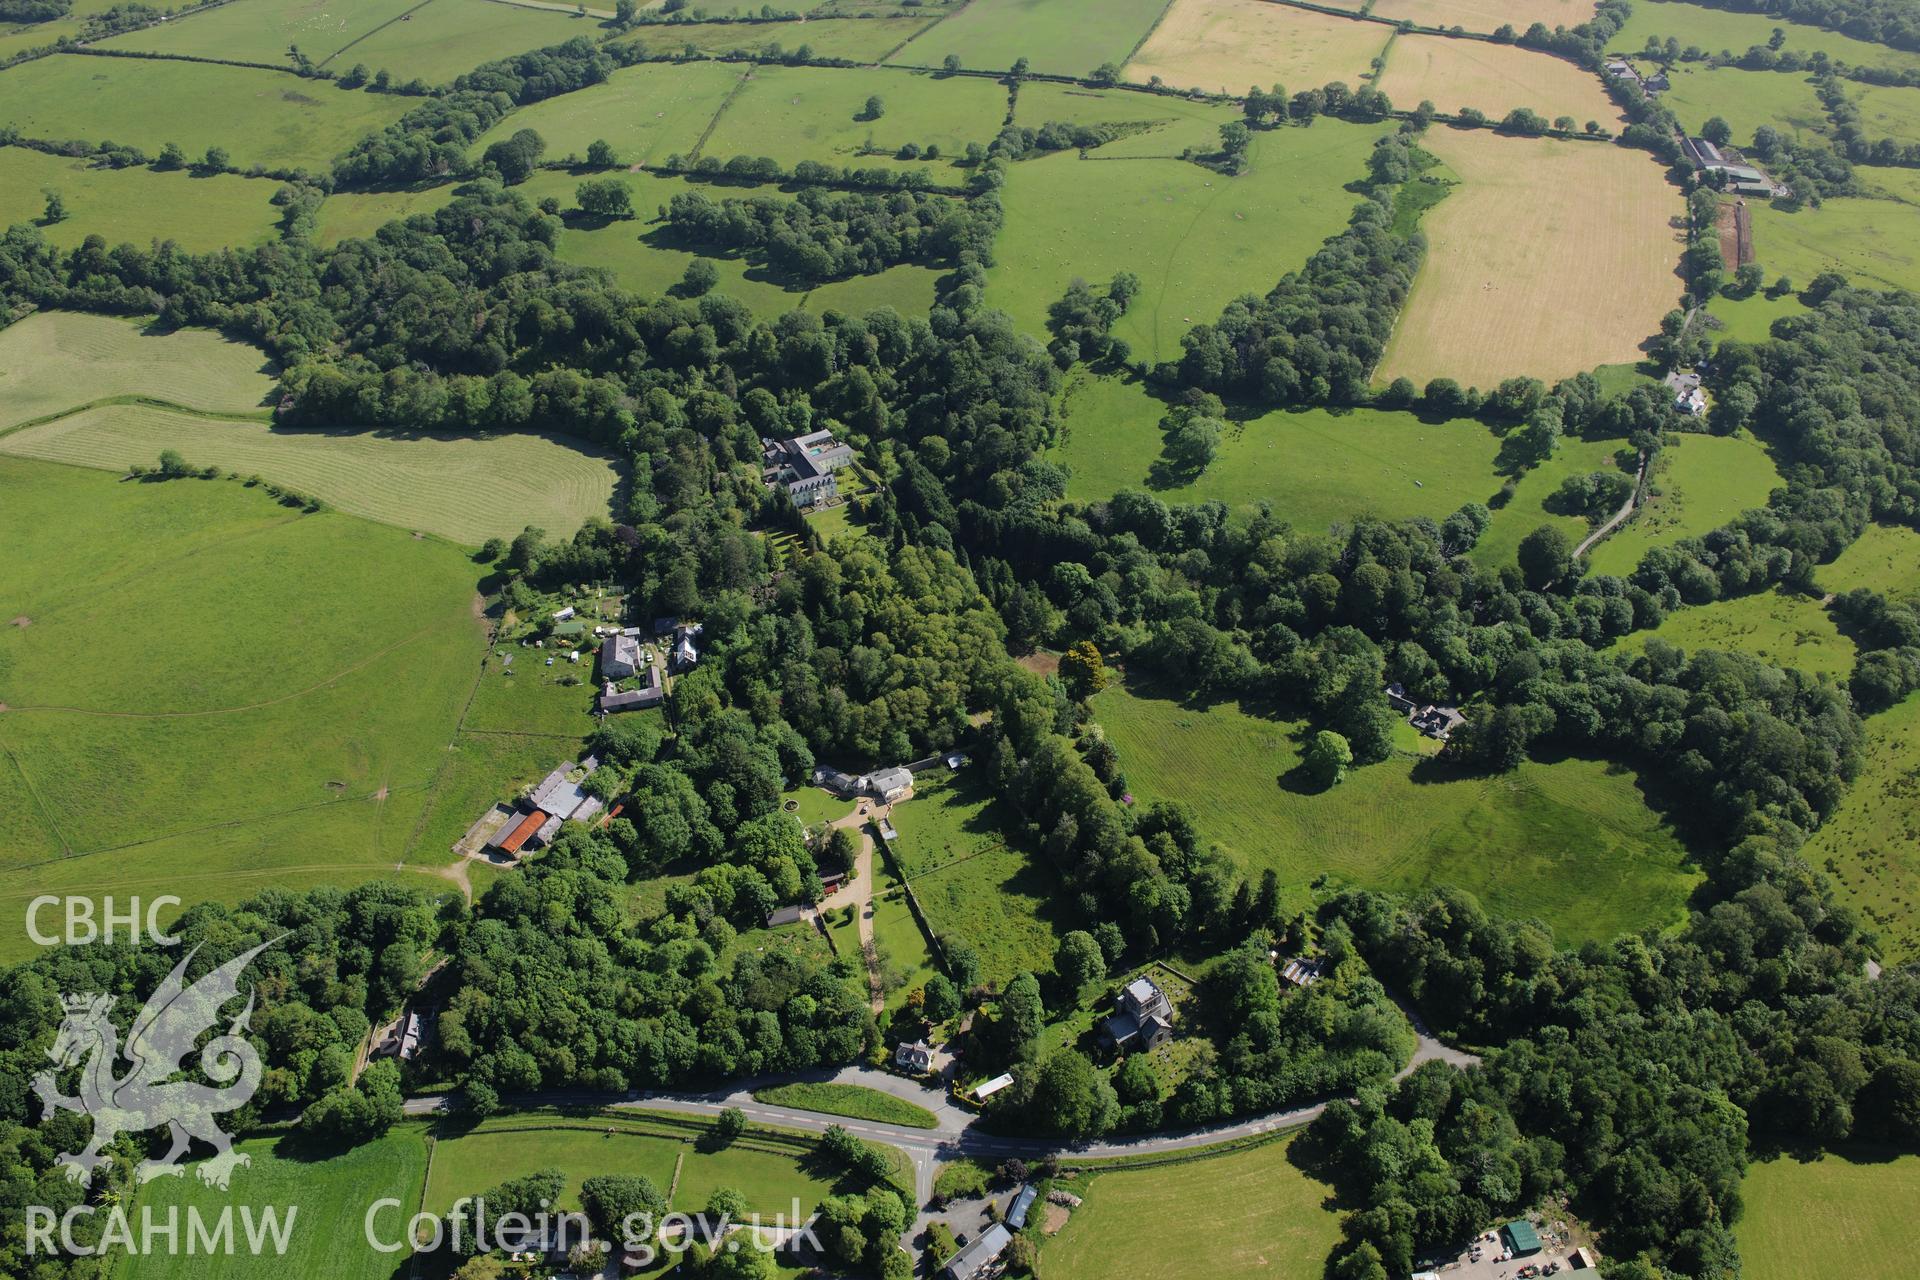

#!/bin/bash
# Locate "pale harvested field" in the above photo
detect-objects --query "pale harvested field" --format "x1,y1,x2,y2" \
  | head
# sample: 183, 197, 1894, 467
1374, 33, 1621, 124
0, 404, 620, 545
1371, 0, 1596, 35
1125, 0, 1392, 95
1377, 129, 1683, 388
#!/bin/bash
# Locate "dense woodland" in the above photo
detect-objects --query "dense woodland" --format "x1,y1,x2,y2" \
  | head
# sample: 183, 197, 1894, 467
5, 5, 1920, 1278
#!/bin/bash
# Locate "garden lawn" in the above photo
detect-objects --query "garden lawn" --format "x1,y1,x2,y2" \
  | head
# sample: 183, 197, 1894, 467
0, 456, 485, 961
0, 402, 620, 544
1042, 1136, 1340, 1280
0, 148, 281, 251
1609, 0, 1920, 75
1125, 0, 1390, 95
0, 310, 274, 430
1746, 194, 1920, 294
99, 0, 420, 66
117, 1128, 429, 1280
782, 785, 859, 829
1612, 588, 1855, 676
0, 54, 413, 171
1658, 64, 1831, 142
1052, 371, 1505, 529
752, 1083, 939, 1128
1802, 694, 1920, 963
473, 60, 743, 167
888, 0, 1170, 76
1092, 678, 1701, 945
1586, 432, 1780, 576
986, 120, 1387, 361
326, 0, 589, 84
614, 16, 936, 63
697, 64, 1006, 171
1735, 1150, 1920, 1280
1820, 523, 1920, 602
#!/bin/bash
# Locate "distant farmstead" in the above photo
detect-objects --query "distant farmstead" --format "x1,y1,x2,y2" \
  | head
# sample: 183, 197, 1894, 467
484, 756, 604, 859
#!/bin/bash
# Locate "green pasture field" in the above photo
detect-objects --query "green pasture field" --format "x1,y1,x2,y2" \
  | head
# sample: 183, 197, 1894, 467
118, 1129, 429, 1280
1847, 82, 1920, 146
99, 0, 421, 67
1042, 1136, 1341, 1280
888, 0, 1171, 76
614, 16, 938, 63
1609, 0, 1920, 74
1612, 587, 1855, 675
1586, 431, 1780, 576
1471, 432, 1633, 571
0, 456, 485, 960
1706, 289, 1806, 345
1092, 678, 1701, 945
805, 263, 941, 316
326, 0, 589, 84
0, 402, 621, 545
985, 120, 1387, 361
0, 0, 119, 59
474, 60, 743, 167
1747, 195, 1920, 294
1862, 161, 1920, 204
0, 54, 413, 171
1053, 372, 1505, 531
462, 649, 599, 736
752, 1082, 939, 1128
0, 310, 274, 430
696, 64, 1007, 170
0, 147, 281, 250
1656, 65, 1830, 145
1803, 694, 1920, 963
1735, 1150, 1920, 1280
315, 181, 461, 244
1821, 522, 1920, 602
1011, 80, 1235, 157
909, 843, 1067, 987
873, 860, 940, 1010
887, 768, 1009, 877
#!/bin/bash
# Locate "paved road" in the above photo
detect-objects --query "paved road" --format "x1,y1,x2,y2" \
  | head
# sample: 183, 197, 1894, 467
403, 995, 1480, 1212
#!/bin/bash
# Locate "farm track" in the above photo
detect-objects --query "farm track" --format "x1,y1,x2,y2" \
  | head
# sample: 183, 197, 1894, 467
320, 0, 443, 67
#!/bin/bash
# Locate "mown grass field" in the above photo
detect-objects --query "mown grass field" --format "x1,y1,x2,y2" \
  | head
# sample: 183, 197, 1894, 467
0, 401, 620, 545
1370, 0, 1595, 34
117, 1129, 429, 1280
473, 60, 743, 167
0, 456, 485, 962
1821, 522, 1920, 602
326, 0, 588, 84
1052, 371, 1506, 530
1374, 35, 1623, 125
1612, 587, 1855, 675
1735, 1150, 1920, 1280
1124, 0, 1390, 95
1378, 128, 1682, 389
890, 0, 1170, 76
0, 311, 275, 429
99, 0, 422, 67
615, 16, 937, 63
424, 1112, 875, 1218
752, 1082, 939, 1128
698, 64, 1007, 170
1042, 1136, 1341, 1280
0, 147, 282, 250
1707, 288, 1806, 345
0, 54, 412, 170
1586, 432, 1780, 576
1803, 693, 1920, 962
1747, 194, 1920, 294
1610, 0, 1920, 74
1657, 64, 1831, 145
1847, 82, 1920, 146
1093, 678, 1701, 945
986, 120, 1386, 360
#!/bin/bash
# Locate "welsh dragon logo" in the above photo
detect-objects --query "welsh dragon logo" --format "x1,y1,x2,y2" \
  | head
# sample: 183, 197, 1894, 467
34, 938, 279, 1190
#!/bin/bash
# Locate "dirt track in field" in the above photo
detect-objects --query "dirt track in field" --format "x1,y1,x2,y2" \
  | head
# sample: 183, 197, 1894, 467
1378, 129, 1684, 389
